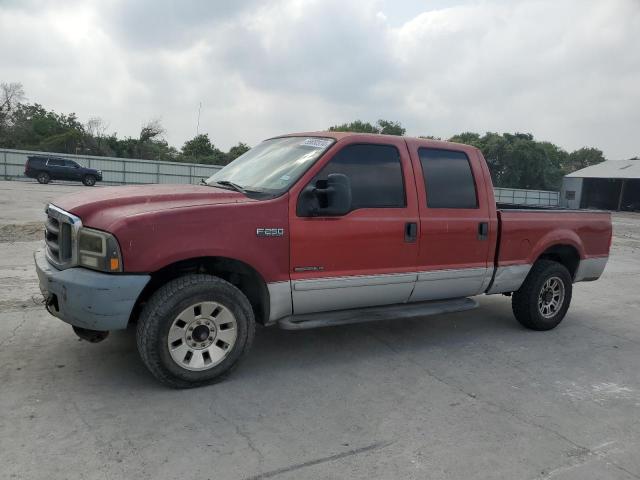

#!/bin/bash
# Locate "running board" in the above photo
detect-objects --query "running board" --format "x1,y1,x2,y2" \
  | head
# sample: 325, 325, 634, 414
277, 297, 478, 330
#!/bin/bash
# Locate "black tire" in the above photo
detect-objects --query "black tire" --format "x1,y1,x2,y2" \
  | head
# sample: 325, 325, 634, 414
36, 172, 50, 184
512, 259, 573, 331
136, 274, 255, 388
82, 174, 96, 186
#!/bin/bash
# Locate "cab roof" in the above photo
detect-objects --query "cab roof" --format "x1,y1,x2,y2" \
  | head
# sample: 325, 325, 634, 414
276, 131, 475, 151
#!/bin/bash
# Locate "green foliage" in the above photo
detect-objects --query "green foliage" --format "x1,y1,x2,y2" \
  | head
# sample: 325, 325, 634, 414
448, 132, 604, 190
377, 119, 405, 136
227, 142, 250, 162
329, 119, 405, 136
0, 82, 251, 165
181, 134, 216, 158
328, 119, 608, 190
566, 147, 605, 171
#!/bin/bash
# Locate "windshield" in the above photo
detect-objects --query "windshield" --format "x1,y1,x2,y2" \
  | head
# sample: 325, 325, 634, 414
206, 136, 334, 195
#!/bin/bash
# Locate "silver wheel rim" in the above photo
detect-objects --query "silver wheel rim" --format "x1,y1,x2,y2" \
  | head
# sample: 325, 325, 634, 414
537, 276, 565, 319
167, 301, 238, 371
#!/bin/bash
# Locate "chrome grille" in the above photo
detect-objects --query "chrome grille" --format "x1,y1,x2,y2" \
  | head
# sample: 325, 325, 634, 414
44, 205, 81, 269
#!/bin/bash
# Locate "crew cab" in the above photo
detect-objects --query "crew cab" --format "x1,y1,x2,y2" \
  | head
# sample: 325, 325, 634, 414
25, 155, 103, 186
34, 132, 612, 388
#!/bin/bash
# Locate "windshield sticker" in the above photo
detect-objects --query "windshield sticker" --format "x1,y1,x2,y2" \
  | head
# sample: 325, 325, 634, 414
300, 138, 332, 149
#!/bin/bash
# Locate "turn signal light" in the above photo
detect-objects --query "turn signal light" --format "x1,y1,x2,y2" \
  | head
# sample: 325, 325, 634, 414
110, 258, 120, 271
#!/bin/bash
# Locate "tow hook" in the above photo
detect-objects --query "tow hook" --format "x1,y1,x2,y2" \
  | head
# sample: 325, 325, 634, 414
72, 326, 110, 343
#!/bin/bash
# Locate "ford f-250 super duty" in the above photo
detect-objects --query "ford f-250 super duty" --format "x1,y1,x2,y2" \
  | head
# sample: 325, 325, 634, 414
35, 132, 612, 388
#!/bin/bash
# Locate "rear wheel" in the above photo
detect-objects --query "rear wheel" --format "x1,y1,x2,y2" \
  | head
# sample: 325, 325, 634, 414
37, 172, 50, 184
136, 274, 255, 388
512, 259, 572, 330
82, 174, 96, 186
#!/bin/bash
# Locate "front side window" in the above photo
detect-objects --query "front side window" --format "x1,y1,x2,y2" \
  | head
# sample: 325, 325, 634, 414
65, 160, 79, 168
206, 136, 334, 196
419, 148, 478, 209
312, 144, 405, 209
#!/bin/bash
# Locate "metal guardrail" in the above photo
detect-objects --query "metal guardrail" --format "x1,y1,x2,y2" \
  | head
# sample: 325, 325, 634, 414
494, 187, 560, 207
1, 148, 222, 185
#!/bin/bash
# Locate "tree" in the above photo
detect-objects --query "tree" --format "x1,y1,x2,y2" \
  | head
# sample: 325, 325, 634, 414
226, 142, 250, 162
328, 119, 405, 136
85, 116, 109, 139
565, 147, 605, 173
0, 82, 25, 114
139, 118, 165, 142
449, 131, 572, 190
180, 133, 226, 165
377, 119, 405, 136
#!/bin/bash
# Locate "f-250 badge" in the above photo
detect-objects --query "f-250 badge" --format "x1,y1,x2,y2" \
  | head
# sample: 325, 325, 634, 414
256, 228, 284, 237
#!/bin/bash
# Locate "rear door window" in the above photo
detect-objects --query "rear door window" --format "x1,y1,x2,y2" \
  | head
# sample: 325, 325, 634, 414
418, 148, 478, 209
47, 159, 65, 167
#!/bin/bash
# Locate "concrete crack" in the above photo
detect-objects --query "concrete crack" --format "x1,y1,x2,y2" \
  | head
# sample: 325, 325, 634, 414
0, 315, 27, 347
244, 440, 394, 480
209, 406, 265, 464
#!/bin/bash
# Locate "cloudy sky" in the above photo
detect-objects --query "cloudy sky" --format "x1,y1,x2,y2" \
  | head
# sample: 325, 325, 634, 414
1, 0, 638, 158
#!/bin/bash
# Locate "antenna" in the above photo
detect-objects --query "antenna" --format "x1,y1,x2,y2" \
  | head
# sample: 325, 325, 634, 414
196, 102, 202, 136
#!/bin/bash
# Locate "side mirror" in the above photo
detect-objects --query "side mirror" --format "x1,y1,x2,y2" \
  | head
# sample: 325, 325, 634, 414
297, 173, 352, 217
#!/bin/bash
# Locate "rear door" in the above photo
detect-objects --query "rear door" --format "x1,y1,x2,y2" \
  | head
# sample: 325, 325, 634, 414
288, 137, 420, 315
407, 141, 494, 301
46, 158, 66, 180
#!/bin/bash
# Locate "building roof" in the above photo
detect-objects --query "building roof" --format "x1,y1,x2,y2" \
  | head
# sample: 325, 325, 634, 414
565, 159, 640, 179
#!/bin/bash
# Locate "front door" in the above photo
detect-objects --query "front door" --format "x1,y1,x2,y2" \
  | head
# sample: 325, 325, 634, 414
289, 138, 420, 315
65, 160, 83, 180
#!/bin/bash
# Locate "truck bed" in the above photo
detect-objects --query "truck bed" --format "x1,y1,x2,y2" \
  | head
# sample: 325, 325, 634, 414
495, 208, 612, 267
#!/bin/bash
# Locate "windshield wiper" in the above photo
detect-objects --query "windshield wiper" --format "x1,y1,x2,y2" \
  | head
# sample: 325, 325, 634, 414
212, 180, 248, 193
211, 180, 269, 197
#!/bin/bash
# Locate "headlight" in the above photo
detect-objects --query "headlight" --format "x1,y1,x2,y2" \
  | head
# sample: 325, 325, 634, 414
77, 227, 122, 272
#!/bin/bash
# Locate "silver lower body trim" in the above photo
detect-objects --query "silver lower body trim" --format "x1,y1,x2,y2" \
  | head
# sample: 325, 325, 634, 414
292, 273, 415, 315
290, 268, 495, 316
487, 264, 532, 294
267, 281, 293, 322
574, 256, 608, 282
410, 267, 490, 302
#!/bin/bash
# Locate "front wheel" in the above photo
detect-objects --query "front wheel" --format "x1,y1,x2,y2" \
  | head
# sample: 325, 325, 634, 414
136, 274, 255, 388
512, 260, 573, 331
82, 174, 96, 186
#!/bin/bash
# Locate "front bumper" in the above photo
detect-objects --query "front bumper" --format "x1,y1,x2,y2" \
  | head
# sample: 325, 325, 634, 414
34, 249, 150, 331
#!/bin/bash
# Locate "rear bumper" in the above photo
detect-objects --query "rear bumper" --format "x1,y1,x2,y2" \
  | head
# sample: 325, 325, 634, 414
34, 249, 150, 331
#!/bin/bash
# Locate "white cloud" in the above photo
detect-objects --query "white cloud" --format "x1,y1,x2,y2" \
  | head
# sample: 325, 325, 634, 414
0, 0, 638, 158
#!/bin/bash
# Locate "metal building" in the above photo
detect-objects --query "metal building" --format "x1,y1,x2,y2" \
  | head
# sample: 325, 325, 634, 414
561, 159, 640, 211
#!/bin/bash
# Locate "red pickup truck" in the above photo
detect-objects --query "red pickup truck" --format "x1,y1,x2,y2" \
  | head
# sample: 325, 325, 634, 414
35, 132, 612, 388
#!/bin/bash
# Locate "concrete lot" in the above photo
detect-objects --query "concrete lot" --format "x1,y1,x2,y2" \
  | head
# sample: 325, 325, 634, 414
1, 180, 640, 480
